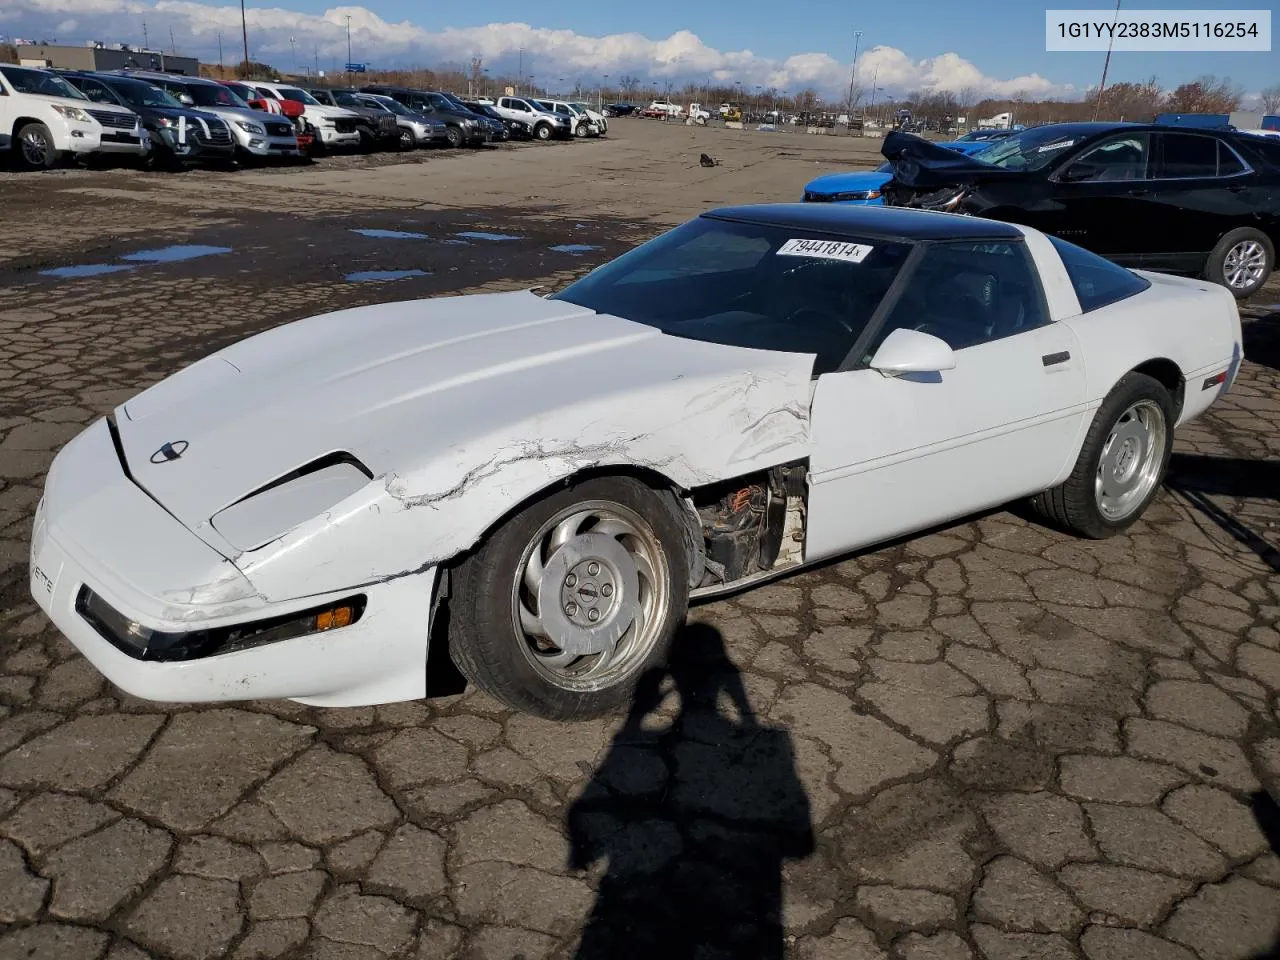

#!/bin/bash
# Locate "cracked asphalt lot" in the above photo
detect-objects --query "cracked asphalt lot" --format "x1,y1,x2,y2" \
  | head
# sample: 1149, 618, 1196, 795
1, 121, 1279, 960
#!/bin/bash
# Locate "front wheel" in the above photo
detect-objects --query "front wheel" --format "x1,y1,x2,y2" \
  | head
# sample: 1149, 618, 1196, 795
17, 122, 61, 170
534, 122, 553, 141
443, 126, 463, 148
1029, 372, 1174, 539
1203, 227, 1274, 299
398, 128, 415, 150
448, 476, 690, 719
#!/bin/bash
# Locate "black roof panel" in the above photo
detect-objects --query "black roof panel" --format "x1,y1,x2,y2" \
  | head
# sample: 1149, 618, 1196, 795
704, 203, 1024, 241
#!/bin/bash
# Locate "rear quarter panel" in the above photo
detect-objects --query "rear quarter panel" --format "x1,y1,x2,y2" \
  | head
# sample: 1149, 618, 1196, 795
1063, 272, 1242, 425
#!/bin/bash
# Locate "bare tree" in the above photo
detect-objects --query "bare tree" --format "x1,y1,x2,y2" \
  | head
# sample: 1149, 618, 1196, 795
618, 75, 640, 98
1164, 74, 1242, 113
468, 56, 483, 98
0, 43, 17, 64
1260, 84, 1280, 114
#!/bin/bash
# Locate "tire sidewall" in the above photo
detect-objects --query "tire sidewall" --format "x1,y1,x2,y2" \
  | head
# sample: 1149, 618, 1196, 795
18, 123, 56, 170
535, 122, 552, 141
1074, 373, 1176, 537
1205, 227, 1274, 299
450, 476, 691, 719
445, 126, 463, 148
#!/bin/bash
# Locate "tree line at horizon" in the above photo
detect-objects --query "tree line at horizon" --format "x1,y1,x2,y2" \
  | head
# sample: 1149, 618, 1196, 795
3, 43, 1277, 124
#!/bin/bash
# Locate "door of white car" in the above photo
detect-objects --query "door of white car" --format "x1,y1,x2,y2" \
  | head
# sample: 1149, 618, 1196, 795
805, 239, 1087, 561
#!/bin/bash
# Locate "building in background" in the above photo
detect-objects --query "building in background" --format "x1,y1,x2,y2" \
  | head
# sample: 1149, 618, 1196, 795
16, 42, 199, 76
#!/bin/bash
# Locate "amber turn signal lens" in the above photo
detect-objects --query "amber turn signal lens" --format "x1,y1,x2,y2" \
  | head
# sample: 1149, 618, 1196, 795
315, 605, 355, 631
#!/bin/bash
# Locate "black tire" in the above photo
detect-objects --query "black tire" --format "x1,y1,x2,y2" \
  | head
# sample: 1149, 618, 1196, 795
1202, 227, 1274, 299
16, 122, 60, 170
575, 121, 590, 138
534, 122, 553, 141
443, 125, 463, 148
398, 128, 414, 150
1029, 372, 1175, 539
448, 476, 691, 720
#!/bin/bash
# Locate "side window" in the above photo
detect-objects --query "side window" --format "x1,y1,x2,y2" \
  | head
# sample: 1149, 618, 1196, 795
1158, 133, 1219, 178
79, 79, 117, 104
1061, 134, 1150, 182
1048, 236, 1150, 312
866, 241, 1050, 356
1217, 140, 1246, 176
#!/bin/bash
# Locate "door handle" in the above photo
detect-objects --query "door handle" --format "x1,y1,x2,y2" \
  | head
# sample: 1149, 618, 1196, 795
1042, 351, 1071, 367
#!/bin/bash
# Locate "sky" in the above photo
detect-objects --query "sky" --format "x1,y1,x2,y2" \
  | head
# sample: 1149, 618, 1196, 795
1, 0, 1274, 104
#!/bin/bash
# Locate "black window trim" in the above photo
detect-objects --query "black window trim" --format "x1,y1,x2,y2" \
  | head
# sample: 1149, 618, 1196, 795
835, 236, 1053, 373
1152, 130, 1254, 180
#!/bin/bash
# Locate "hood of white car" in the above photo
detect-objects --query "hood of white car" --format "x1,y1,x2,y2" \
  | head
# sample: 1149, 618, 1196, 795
113, 290, 815, 549
306, 104, 360, 121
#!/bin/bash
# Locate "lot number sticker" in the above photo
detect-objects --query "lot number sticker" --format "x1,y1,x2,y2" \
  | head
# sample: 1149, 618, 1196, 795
776, 238, 874, 263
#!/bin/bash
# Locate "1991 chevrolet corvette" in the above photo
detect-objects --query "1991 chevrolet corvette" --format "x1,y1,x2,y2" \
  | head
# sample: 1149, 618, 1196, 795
30, 205, 1243, 719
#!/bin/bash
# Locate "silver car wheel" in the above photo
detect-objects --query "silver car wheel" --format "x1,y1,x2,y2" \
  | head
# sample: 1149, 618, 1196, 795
511, 499, 670, 692
1094, 399, 1167, 521
1223, 239, 1268, 290
20, 128, 50, 166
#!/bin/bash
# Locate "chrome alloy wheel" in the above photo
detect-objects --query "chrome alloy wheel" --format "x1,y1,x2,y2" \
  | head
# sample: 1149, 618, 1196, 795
511, 500, 671, 692
20, 128, 50, 166
1095, 399, 1167, 521
1223, 240, 1268, 291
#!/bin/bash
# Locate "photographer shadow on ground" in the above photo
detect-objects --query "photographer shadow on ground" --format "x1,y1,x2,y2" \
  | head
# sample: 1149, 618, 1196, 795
568, 622, 815, 960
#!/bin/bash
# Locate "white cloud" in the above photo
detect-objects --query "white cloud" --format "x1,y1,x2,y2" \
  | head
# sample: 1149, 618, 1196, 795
5, 0, 1069, 100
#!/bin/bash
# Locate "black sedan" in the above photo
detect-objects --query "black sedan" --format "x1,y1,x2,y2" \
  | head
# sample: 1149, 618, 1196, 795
881, 123, 1280, 298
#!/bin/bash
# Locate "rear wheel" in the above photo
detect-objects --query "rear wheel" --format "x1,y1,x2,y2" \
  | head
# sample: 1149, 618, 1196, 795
448, 476, 689, 719
17, 122, 61, 170
1029, 372, 1174, 539
1203, 227, 1273, 299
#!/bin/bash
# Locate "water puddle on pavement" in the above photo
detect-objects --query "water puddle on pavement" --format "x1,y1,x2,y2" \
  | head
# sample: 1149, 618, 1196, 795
345, 269, 429, 282
121, 245, 233, 263
549, 244, 601, 254
454, 232, 521, 241
352, 229, 430, 240
39, 264, 137, 278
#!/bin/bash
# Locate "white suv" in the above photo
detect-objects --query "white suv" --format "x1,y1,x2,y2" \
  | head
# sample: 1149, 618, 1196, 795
0, 64, 146, 169
533, 99, 601, 138
491, 96, 571, 141
247, 81, 362, 150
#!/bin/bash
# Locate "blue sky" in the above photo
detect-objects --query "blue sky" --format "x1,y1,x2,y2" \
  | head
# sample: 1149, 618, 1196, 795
2, 0, 1274, 99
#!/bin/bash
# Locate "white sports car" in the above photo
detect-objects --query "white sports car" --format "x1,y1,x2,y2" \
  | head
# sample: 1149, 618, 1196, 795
30, 205, 1243, 719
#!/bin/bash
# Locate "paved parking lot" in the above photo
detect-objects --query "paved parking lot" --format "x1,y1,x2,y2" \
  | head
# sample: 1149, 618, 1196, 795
1, 120, 1279, 960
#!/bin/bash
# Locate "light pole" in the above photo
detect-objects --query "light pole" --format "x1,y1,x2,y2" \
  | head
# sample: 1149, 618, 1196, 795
239, 0, 249, 77
345, 14, 352, 86
289, 35, 296, 74
845, 29, 863, 116
217, 31, 224, 72
1092, 0, 1121, 120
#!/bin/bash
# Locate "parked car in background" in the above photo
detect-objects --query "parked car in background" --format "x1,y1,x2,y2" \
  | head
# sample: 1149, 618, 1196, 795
490, 95, 572, 141
570, 102, 609, 135
359, 93, 448, 148
0, 64, 147, 169
307, 88, 399, 150
360, 85, 491, 147
114, 71, 300, 162
532, 99, 600, 138
219, 80, 314, 153
604, 103, 637, 117
803, 161, 893, 204
461, 99, 530, 139
935, 128, 1016, 155
881, 123, 1280, 298
641, 100, 683, 119
58, 71, 233, 169
429, 92, 508, 142
248, 82, 362, 153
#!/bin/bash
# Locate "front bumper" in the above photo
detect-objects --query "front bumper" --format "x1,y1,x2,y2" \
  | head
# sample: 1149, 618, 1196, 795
236, 130, 302, 157
30, 419, 436, 707
64, 121, 148, 156
319, 126, 362, 147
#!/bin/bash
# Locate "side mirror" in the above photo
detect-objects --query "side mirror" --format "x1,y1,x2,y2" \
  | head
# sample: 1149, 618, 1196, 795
1059, 162, 1099, 183
249, 100, 265, 111
869, 328, 956, 376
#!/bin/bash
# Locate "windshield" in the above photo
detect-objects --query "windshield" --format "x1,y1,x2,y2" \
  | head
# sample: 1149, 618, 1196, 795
971, 126, 1092, 170
114, 80, 183, 109
186, 84, 246, 108
277, 86, 321, 105
0, 66, 87, 100
551, 217, 912, 374
333, 91, 363, 108
374, 97, 413, 117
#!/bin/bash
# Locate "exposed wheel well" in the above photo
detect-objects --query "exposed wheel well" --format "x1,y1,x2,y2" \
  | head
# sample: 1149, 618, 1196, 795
1131, 358, 1185, 419
11, 117, 44, 139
